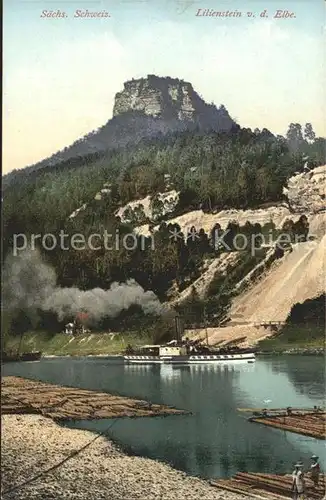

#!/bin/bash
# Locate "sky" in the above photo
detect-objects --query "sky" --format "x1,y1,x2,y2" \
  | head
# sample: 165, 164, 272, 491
3, 0, 326, 174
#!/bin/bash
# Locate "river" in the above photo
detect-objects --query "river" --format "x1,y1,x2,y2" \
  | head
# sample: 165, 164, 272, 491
3, 355, 325, 479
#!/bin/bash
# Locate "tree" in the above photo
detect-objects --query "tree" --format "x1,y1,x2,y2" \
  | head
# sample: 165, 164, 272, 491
224, 221, 240, 251
236, 166, 250, 207
304, 123, 316, 143
199, 176, 213, 211
122, 206, 134, 224
183, 286, 203, 326
197, 228, 210, 256
150, 195, 164, 221
133, 204, 147, 224
210, 223, 222, 251
282, 218, 295, 243
177, 188, 199, 212
293, 215, 309, 242
256, 167, 271, 202
286, 123, 304, 152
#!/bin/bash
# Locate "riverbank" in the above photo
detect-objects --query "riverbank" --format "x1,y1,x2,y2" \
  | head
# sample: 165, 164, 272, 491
4, 326, 324, 358
2, 414, 245, 500
256, 325, 325, 355
4, 331, 150, 357
258, 348, 324, 356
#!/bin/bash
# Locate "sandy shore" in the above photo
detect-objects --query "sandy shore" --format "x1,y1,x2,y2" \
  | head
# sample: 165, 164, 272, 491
2, 415, 245, 500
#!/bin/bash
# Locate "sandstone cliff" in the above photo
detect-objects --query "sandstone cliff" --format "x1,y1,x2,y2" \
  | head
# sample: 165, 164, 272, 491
283, 164, 325, 214
136, 166, 326, 239
19, 75, 235, 173
113, 75, 234, 130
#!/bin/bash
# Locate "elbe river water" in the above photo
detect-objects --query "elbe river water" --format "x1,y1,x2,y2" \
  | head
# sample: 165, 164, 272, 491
4, 355, 325, 479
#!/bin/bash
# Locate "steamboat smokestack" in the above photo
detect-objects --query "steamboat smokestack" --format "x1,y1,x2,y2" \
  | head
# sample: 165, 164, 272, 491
175, 314, 184, 343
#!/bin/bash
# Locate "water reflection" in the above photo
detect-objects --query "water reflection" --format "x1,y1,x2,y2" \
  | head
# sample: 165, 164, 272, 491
125, 362, 256, 382
3, 356, 325, 479
269, 356, 325, 400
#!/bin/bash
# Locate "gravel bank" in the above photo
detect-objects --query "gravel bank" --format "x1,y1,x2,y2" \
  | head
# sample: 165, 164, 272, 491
2, 415, 245, 500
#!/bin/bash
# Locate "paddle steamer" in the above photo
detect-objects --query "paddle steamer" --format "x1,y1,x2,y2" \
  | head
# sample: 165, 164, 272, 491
124, 341, 255, 365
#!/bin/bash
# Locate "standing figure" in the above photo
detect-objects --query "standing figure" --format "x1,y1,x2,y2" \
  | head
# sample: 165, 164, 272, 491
292, 462, 305, 500
310, 455, 320, 488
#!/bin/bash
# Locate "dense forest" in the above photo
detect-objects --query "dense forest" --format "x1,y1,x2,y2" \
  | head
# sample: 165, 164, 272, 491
287, 294, 325, 326
3, 120, 325, 337
4, 122, 324, 243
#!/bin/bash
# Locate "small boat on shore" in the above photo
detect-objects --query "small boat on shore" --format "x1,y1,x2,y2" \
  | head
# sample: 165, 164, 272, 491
2, 351, 42, 363
3, 329, 42, 363
124, 341, 256, 365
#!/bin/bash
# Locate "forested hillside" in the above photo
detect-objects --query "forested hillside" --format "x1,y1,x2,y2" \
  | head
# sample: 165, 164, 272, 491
4, 123, 324, 237
3, 118, 325, 339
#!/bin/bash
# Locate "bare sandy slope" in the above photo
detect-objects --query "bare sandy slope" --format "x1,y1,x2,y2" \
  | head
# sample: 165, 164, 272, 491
2, 415, 245, 500
186, 324, 269, 347
229, 237, 325, 323
309, 213, 326, 239
187, 232, 325, 346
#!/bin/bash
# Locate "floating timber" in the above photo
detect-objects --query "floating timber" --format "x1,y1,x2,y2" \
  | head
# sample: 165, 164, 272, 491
2, 376, 189, 421
238, 407, 326, 440
211, 472, 326, 499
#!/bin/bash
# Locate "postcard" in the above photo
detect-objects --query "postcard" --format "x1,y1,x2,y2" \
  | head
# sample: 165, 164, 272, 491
2, 0, 325, 499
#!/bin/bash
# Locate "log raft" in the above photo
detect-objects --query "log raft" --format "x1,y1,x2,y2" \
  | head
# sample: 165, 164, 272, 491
211, 472, 326, 499
1, 376, 189, 421
238, 407, 326, 440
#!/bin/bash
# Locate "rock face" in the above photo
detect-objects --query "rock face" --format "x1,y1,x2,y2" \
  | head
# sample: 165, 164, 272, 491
136, 165, 326, 239
113, 75, 234, 130
284, 164, 326, 214
10, 75, 235, 176
117, 190, 179, 223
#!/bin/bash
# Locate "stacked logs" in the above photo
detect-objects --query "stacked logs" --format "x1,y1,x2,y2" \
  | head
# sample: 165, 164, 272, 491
211, 472, 326, 499
1, 376, 189, 421
248, 409, 326, 440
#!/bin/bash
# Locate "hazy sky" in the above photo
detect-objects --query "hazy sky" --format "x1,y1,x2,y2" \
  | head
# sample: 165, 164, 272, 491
3, 0, 326, 174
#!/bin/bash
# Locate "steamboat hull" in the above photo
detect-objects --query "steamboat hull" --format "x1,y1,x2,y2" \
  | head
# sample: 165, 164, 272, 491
124, 353, 255, 364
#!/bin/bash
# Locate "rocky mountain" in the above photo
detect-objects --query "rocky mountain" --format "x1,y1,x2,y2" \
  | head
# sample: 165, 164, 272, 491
113, 75, 233, 128
12, 75, 236, 175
